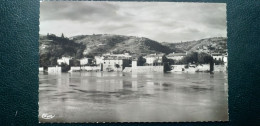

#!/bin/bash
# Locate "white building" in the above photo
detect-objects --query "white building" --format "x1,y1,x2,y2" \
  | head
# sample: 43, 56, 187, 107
57, 57, 72, 65
223, 55, 228, 66
144, 53, 164, 65
80, 58, 92, 66
103, 53, 132, 59
94, 56, 104, 65
166, 52, 187, 61
211, 53, 224, 61
103, 57, 129, 71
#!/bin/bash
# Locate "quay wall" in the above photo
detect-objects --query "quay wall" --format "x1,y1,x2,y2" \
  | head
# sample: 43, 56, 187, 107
171, 65, 185, 72
81, 66, 101, 71
131, 66, 164, 72
48, 66, 61, 73
123, 67, 132, 72
70, 66, 101, 72
214, 65, 227, 72
197, 64, 210, 72
70, 67, 81, 71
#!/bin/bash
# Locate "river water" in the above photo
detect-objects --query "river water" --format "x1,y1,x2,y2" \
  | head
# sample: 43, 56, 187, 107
39, 72, 228, 122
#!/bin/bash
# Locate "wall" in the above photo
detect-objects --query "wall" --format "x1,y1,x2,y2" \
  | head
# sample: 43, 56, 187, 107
171, 65, 185, 72
70, 67, 81, 72
214, 65, 227, 72
197, 64, 210, 72
48, 66, 61, 73
81, 66, 101, 71
132, 66, 164, 72
123, 67, 132, 72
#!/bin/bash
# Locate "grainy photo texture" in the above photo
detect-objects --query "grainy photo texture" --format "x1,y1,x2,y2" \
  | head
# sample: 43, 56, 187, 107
39, 1, 228, 122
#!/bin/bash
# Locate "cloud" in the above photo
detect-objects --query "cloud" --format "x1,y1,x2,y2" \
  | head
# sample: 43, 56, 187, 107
40, 2, 226, 42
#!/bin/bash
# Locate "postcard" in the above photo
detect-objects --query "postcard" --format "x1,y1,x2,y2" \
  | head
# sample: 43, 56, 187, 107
39, 1, 228, 122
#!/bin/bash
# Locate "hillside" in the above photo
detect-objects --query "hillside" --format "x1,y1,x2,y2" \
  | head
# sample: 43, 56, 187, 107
162, 37, 227, 53
39, 34, 86, 66
39, 34, 227, 67
71, 34, 175, 55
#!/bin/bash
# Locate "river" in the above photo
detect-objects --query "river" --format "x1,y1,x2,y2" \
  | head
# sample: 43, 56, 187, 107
39, 71, 228, 122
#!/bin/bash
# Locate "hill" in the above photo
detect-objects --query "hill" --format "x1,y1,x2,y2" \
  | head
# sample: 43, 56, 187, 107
39, 34, 227, 67
162, 37, 227, 53
70, 34, 175, 55
39, 34, 86, 66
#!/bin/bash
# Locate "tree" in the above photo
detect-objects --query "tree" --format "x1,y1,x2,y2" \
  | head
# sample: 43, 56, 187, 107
115, 64, 120, 69
178, 52, 198, 64
61, 63, 70, 72
69, 59, 80, 66
137, 56, 146, 66
162, 55, 175, 65
40, 53, 50, 67
198, 52, 213, 64
61, 33, 64, 38
163, 62, 172, 72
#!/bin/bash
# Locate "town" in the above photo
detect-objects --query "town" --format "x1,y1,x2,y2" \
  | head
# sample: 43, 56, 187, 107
39, 51, 227, 73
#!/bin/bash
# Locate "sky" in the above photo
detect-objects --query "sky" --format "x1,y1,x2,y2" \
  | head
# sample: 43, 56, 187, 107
40, 1, 226, 43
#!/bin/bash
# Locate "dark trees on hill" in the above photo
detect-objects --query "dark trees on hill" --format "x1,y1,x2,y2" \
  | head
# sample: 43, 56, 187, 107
40, 53, 57, 67
40, 34, 86, 67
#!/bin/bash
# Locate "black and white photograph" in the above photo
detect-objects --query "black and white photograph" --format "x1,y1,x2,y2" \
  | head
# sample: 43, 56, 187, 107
39, 1, 228, 122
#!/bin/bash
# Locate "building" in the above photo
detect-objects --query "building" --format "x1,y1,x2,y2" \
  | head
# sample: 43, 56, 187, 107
57, 56, 72, 65
211, 53, 224, 61
223, 55, 228, 66
102, 57, 130, 71
94, 56, 104, 65
144, 53, 164, 65
80, 58, 92, 66
103, 53, 132, 59
166, 52, 187, 61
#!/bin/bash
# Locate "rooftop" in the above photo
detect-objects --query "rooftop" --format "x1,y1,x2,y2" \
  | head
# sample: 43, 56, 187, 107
167, 53, 187, 57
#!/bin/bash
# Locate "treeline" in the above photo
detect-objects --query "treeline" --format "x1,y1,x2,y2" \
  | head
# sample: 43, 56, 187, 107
176, 52, 224, 65
39, 34, 86, 67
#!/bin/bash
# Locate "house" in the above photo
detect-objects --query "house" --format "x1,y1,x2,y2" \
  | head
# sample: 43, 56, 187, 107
166, 52, 187, 61
102, 57, 130, 71
57, 56, 72, 65
211, 53, 224, 61
94, 56, 104, 65
80, 58, 93, 66
144, 53, 164, 65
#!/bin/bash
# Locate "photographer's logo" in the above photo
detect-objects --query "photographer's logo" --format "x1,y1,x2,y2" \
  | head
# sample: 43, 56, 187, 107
41, 113, 55, 119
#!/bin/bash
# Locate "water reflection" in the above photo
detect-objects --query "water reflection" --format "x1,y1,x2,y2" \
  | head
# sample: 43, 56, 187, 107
39, 72, 228, 122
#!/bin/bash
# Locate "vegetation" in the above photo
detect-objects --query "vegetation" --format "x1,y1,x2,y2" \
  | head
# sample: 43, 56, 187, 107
39, 34, 86, 67
60, 63, 70, 72
72, 34, 175, 55
177, 52, 213, 65
137, 56, 146, 66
